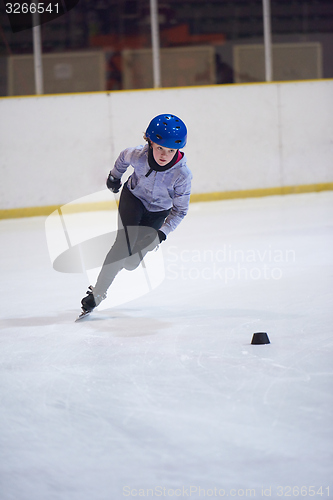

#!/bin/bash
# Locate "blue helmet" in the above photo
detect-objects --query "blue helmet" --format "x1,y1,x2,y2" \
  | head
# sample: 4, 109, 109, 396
146, 114, 187, 149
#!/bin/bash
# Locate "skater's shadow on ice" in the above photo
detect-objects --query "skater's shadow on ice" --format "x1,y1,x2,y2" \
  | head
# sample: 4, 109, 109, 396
0, 311, 171, 337
0, 311, 83, 328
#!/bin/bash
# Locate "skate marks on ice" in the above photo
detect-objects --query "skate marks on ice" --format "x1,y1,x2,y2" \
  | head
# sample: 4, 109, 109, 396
171, 313, 333, 449
1, 192, 332, 497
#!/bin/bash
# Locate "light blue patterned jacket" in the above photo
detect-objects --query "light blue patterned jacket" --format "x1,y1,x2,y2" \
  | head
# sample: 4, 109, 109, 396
110, 144, 192, 236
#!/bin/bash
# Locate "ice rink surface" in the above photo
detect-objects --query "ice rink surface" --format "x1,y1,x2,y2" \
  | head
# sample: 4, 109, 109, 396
1, 191, 332, 500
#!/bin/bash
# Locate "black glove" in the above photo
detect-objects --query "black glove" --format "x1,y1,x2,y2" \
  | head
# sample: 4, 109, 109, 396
106, 173, 122, 193
158, 230, 166, 243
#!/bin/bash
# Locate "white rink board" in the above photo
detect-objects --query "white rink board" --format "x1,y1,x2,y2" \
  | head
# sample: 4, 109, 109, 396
279, 81, 333, 185
0, 93, 113, 209
0, 80, 333, 210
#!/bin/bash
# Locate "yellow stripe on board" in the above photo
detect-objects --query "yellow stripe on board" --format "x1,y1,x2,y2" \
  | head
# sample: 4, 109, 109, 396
0, 78, 332, 101
0, 200, 118, 220
0, 182, 332, 220
190, 182, 333, 204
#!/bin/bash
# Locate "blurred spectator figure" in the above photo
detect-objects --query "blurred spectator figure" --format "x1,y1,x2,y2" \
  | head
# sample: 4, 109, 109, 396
215, 54, 234, 84
106, 51, 122, 91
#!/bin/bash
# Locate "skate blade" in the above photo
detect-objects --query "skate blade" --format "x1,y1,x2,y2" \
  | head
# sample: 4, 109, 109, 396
75, 310, 91, 322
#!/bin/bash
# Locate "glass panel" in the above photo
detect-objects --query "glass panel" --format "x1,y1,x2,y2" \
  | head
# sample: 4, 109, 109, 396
0, 0, 332, 96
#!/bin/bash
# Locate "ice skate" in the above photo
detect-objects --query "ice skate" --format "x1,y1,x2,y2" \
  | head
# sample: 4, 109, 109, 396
75, 286, 107, 321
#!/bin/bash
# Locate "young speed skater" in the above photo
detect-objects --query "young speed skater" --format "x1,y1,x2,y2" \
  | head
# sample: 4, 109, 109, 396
77, 113, 192, 319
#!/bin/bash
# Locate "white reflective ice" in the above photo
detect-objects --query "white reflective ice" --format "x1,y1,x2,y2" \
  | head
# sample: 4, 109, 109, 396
0, 192, 332, 500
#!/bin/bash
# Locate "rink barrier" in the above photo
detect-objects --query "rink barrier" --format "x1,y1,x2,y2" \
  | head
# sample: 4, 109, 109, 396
1, 79, 332, 213
0, 181, 332, 220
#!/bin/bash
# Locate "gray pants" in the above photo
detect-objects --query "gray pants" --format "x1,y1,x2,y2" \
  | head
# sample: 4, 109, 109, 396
94, 184, 170, 295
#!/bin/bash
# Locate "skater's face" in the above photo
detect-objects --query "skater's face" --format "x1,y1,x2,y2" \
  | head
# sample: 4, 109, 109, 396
151, 142, 177, 166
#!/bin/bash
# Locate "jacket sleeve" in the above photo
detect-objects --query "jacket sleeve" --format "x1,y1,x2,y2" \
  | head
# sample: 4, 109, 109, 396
160, 170, 192, 236
109, 147, 139, 179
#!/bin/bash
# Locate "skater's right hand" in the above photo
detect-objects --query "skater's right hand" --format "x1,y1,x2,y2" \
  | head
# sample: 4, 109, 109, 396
107, 174, 122, 193
158, 230, 166, 242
